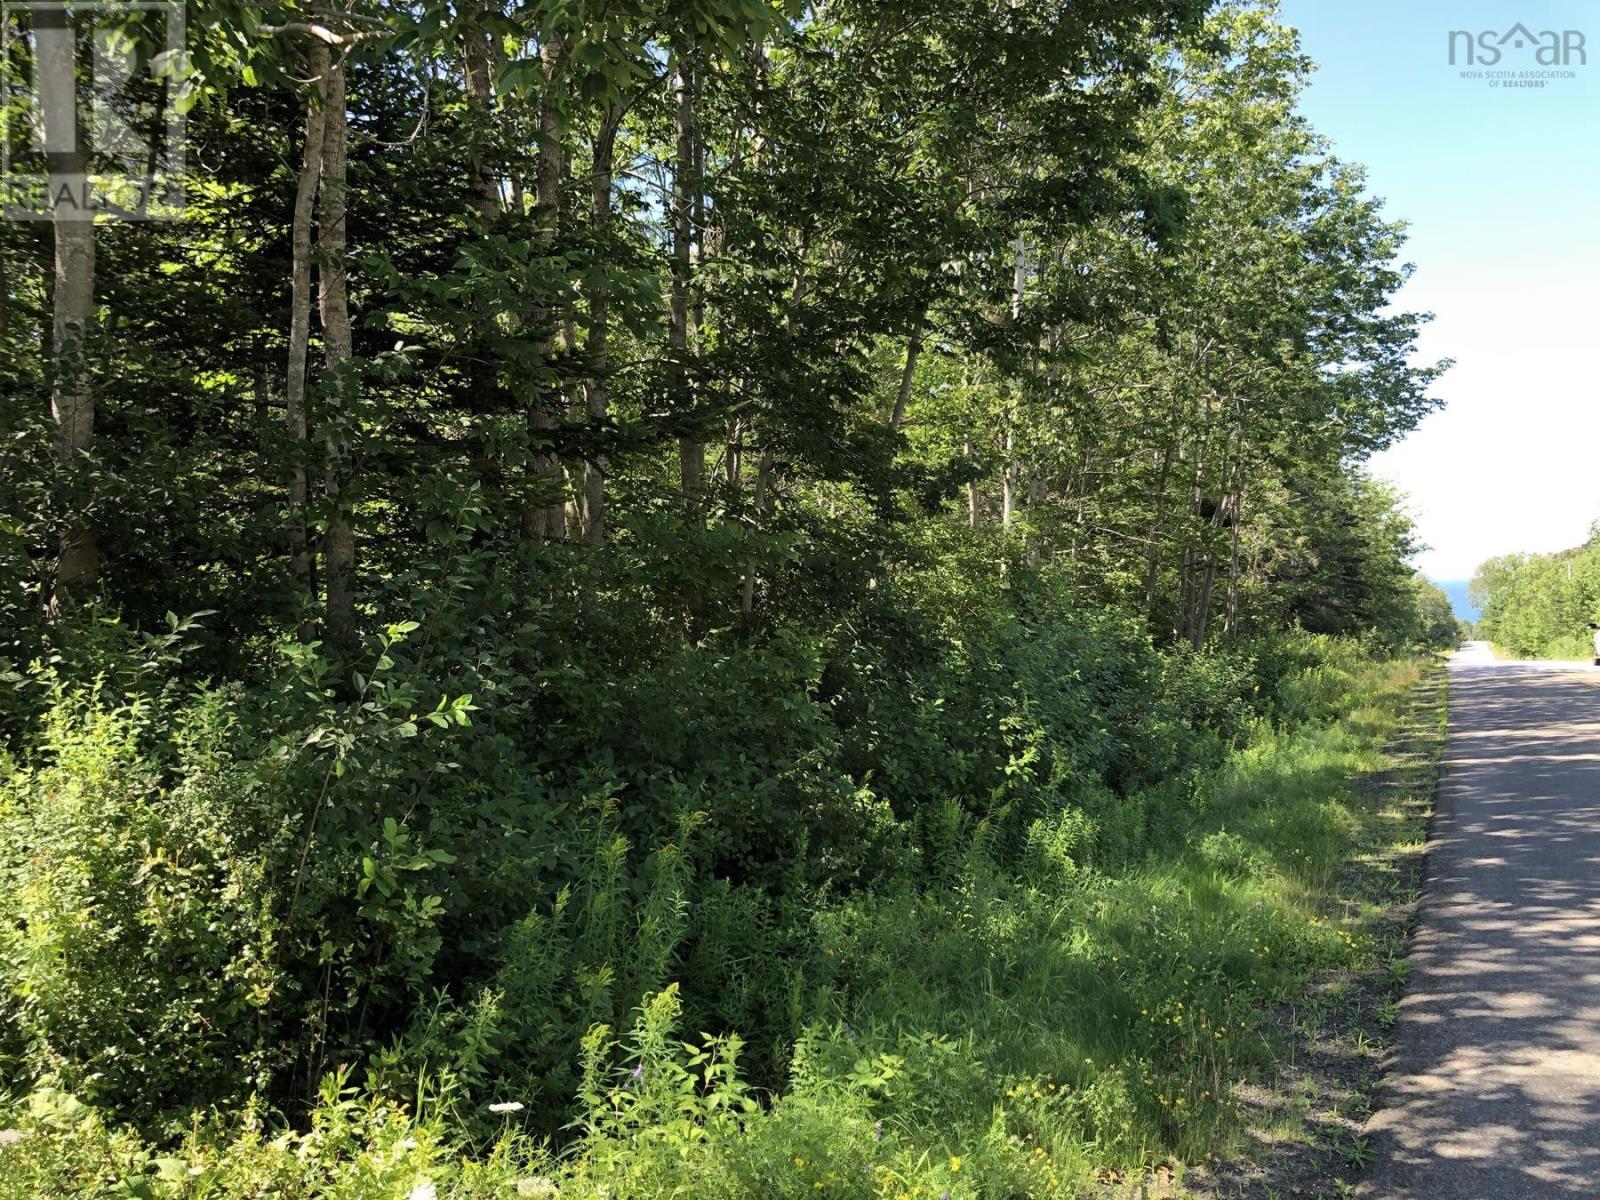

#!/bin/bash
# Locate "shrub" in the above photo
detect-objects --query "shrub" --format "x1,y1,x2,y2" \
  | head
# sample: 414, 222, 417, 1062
0, 688, 285, 1124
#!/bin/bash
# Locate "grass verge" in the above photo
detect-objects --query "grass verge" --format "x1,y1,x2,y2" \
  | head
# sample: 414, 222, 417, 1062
0, 653, 1444, 1200
1183, 661, 1447, 1199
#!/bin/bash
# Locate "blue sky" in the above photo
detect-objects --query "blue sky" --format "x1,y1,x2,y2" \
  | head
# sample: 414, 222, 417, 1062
1277, 0, 1600, 581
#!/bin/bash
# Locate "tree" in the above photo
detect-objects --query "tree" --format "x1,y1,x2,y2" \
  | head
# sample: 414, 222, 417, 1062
41, 3, 97, 610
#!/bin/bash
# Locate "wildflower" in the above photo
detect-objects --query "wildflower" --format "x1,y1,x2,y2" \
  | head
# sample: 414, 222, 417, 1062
407, 1184, 437, 1200
949, 1155, 961, 1172
489, 1101, 526, 1114
516, 1181, 559, 1199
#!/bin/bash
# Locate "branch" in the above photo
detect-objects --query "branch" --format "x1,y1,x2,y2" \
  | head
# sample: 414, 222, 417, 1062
259, 21, 375, 47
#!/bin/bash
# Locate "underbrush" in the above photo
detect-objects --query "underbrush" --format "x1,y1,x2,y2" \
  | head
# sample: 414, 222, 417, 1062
0, 634, 1429, 1198
1485, 634, 1590, 661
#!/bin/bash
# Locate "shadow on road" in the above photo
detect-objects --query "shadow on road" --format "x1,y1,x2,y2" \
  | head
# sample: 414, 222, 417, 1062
1364, 649, 1600, 1197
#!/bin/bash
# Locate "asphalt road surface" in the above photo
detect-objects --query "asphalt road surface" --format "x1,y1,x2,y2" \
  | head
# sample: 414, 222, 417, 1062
1363, 643, 1600, 1197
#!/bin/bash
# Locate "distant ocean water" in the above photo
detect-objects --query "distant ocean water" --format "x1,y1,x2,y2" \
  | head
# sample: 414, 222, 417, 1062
1436, 580, 1480, 624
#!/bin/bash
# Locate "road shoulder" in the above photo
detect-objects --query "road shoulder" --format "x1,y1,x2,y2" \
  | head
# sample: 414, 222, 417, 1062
1183, 664, 1447, 1199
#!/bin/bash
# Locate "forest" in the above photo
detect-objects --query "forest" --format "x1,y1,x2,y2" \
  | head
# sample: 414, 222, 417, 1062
1474, 531, 1600, 660
0, 0, 1456, 1195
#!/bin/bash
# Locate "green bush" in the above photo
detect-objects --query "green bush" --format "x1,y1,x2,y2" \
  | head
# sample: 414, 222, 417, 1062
0, 641, 1428, 1198
0, 688, 285, 1124
0, 553, 1425, 1198
1476, 532, 1600, 658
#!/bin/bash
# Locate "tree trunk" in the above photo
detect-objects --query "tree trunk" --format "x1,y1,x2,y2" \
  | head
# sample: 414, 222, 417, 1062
1142, 436, 1175, 619
671, 40, 703, 513
461, 21, 499, 222
888, 306, 925, 435
286, 41, 328, 607
1223, 490, 1244, 642
725, 415, 745, 486
1184, 431, 1239, 649
1174, 545, 1193, 644
1191, 554, 1219, 649
961, 432, 979, 528
1172, 440, 1201, 642
1001, 422, 1015, 530
1002, 235, 1025, 533
317, 51, 356, 655
523, 31, 568, 540
740, 448, 773, 620
561, 279, 583, 537
460, 15, 527, 522
252, 333, 269, 436
580, 102, 621, 545
42, 4, 97, 610
1011, 234, 1026, 320
691, 70, 708, 341
0, 229, 9, 344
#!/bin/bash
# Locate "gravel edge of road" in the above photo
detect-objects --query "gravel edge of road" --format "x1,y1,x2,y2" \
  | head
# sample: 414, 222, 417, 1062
1181, 662, 1449, 1200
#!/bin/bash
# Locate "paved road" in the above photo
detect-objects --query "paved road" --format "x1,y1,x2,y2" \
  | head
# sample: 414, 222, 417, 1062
1363, 643, 1600, 1197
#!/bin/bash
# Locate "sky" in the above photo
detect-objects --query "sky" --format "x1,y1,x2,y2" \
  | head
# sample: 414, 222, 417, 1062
1276, 0, 1600, 583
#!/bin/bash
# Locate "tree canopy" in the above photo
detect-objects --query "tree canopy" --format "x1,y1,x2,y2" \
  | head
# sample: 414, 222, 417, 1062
0, 0, 1452, 1192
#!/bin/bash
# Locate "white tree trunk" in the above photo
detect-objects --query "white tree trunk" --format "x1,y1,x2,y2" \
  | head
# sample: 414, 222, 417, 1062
43, 5, 96, 609
671, 41, 703, 513
286, 42, 328, 604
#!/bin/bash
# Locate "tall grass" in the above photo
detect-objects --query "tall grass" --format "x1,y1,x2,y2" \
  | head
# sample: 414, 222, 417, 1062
0, 651, 1433, 1198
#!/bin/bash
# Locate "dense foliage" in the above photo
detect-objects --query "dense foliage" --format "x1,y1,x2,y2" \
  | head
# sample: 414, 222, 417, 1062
1474, 529, 1600, 659
0, 649, 1437, 1197
0, 0, 1452, 1192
